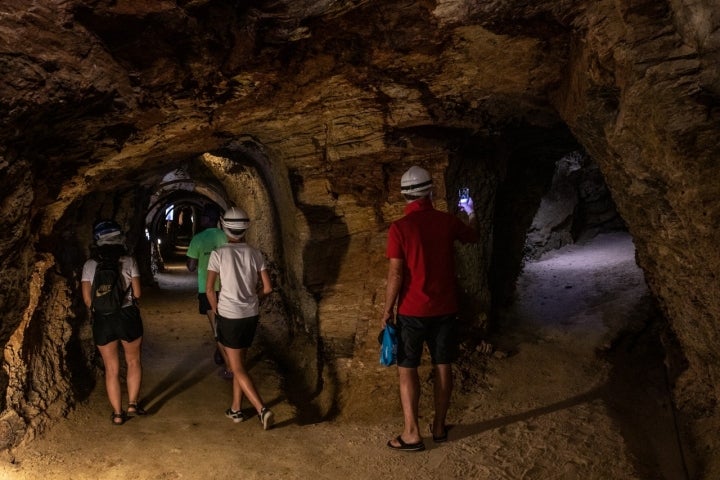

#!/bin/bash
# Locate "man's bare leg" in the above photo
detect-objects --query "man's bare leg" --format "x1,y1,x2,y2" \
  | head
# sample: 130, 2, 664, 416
432, 363, 453, 439
388, 366, 422, 446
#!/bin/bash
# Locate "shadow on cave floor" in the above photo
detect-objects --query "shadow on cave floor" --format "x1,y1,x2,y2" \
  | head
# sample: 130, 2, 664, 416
478, 231, 689, 480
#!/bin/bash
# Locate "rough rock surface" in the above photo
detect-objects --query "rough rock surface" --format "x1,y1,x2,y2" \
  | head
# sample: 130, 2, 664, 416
0, 0, 719, 476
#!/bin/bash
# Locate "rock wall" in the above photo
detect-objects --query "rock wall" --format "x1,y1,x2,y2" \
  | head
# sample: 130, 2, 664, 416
552, 2, 720, 474
1, 0, 719, 475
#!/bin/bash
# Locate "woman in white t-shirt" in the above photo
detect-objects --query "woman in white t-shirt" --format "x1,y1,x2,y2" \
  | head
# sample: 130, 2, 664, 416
81, 220, 146, 425
206, 207, 275, 430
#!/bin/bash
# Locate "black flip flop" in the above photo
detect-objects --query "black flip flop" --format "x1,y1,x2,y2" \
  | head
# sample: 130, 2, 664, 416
387, 435, 425, 452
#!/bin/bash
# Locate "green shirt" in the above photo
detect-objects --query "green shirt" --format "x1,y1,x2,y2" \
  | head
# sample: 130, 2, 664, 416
186, 227, 227, 293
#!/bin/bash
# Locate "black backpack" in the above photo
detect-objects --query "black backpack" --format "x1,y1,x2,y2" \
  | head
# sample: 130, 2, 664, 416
91, 255, 130, 315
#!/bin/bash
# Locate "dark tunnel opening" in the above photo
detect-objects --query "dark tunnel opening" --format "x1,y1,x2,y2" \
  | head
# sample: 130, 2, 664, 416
443, 124, 688, 479
429, 121, 690, 478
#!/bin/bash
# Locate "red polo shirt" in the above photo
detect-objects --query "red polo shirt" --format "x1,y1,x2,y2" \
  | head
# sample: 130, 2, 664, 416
386, 197, 478, 317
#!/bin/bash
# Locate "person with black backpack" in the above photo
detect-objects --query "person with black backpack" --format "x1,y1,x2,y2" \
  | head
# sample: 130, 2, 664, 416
81, 220, 146, 425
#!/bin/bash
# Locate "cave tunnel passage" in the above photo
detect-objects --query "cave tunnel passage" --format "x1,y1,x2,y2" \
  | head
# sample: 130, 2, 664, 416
140, 159, 280, 324
133, 154, 327, 424
488, 151, 688, 479
47, 144, 341, 436
143, 166, 230, 275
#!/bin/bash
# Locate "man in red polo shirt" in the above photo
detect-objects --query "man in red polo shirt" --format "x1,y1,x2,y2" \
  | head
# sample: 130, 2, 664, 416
381, 165, 478, 452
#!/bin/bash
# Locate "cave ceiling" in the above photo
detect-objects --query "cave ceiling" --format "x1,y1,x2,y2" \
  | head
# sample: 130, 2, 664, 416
1, 0, 574, 218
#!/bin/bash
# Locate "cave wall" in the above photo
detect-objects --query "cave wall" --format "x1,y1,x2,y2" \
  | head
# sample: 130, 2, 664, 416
551, 1, 720, 471
1, 0, 719, 475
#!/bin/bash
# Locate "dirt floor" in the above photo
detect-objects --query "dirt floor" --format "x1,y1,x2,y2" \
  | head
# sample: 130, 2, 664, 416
1, 232, 691, 479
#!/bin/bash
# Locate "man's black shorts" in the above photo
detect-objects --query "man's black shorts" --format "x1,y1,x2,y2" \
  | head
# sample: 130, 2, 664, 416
216, 314, 259, 349
198, 293, 212, 314
396, 313, 458, 368
92, 304, 144, 346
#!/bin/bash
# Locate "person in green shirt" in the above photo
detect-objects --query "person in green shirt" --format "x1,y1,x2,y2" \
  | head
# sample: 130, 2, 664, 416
186, 204, 231, 379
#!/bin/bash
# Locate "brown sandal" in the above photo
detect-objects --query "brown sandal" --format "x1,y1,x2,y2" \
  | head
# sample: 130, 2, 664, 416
111, 411, 126, 425
127, 403, 147, 416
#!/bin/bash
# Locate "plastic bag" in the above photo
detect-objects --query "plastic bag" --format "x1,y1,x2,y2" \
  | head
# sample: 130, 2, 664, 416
379, 324, 397, 366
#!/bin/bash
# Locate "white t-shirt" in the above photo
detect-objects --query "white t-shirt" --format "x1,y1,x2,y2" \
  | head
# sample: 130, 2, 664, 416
207, 243, 266, 319
81, 256, 139, 308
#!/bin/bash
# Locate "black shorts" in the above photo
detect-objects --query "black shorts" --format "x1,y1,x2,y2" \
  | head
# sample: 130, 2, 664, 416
396, 314, 458, 368
216, 314, 259, 349
198, 293, 212, 314
92, 304, 144, 346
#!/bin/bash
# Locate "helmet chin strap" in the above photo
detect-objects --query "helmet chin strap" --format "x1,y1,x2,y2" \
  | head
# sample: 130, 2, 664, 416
96, 232, 125, 246
224, 229, 246, 240
221, 207, 251, 239
404, 191, 432, 203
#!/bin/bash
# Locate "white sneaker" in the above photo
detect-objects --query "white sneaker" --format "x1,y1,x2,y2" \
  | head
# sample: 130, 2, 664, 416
225, 408, 245, 423
259, 407, 274, 430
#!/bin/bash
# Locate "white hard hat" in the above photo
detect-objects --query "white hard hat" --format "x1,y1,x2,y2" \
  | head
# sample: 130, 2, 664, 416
400, 166, 432, 195
221, 207, 250, 239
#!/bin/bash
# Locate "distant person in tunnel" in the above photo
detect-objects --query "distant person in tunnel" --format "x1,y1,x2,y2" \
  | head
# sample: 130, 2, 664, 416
380, 166, 479, 451
206, 207, 275, 430
186, 204, 232, 379
81, 220, 146, 425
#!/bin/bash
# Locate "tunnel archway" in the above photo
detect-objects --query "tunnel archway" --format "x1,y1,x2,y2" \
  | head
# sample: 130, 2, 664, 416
134, 146, 331, 422
147, 193, 215, 272
41, 141, 332, 435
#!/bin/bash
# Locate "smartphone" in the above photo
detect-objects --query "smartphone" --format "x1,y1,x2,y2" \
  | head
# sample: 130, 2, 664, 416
458, 187, 470, 204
